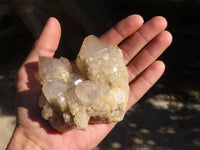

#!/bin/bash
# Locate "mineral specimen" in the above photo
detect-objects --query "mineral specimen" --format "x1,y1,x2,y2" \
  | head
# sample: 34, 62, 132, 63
38, 35, 129, 131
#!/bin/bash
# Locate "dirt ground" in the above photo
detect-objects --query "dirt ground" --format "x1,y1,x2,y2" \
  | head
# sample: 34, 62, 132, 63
0, 1, 200, 150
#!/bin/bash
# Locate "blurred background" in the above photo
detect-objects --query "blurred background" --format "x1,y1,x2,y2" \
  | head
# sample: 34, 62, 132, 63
0, 0, 200, 149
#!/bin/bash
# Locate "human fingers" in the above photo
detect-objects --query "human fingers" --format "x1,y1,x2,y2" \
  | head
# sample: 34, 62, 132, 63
127, 61, 165, 109
120, 16, 168, 64
100, 14, 144, 45
128, 30, 172, 82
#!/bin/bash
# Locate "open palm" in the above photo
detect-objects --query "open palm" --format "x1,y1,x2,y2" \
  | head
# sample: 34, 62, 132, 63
8, 15, 172, 150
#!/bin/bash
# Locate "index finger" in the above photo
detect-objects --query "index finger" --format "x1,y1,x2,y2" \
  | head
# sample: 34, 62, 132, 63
100, 15, 144, 46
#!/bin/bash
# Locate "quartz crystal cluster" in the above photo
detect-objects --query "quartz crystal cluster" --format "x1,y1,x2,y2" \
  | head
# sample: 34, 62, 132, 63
38, 35, 129, 131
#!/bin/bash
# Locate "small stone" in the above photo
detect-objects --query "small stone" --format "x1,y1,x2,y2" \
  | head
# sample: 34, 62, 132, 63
38, 35, 129, 131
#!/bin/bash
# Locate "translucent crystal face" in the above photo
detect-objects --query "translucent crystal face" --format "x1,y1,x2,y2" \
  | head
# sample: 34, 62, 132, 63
38, 35, 129, 131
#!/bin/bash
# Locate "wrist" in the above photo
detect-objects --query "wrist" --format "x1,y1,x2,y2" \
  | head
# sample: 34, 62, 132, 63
6, 127, 42, 150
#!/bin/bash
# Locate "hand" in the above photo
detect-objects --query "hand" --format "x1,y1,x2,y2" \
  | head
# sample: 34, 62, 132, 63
7, 15, 172, 150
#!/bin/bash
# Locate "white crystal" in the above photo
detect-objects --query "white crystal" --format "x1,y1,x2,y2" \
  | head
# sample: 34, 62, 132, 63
38, 35, 129, 131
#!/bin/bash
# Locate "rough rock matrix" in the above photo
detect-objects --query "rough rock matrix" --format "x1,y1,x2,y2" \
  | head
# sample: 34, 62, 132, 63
38, 35, 129, 131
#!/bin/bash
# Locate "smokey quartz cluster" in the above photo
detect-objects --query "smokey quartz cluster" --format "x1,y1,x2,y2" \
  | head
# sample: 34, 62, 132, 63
38, 35, 129, 131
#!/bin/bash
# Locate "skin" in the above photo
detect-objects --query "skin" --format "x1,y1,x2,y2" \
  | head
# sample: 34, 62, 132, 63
7, 15, 172, 150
